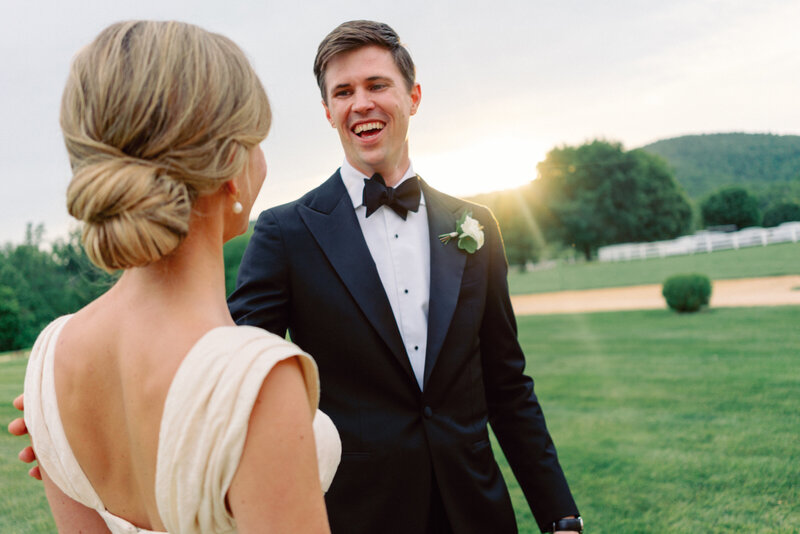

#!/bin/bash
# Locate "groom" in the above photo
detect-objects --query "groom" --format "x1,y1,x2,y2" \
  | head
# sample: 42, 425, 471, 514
228, 20, 582, 534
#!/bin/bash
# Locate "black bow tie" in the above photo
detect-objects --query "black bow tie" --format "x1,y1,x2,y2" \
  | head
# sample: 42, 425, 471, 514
363, 173, 421, 220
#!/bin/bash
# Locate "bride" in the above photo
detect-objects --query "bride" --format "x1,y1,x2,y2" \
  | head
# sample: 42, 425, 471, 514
15, 20, 339, 533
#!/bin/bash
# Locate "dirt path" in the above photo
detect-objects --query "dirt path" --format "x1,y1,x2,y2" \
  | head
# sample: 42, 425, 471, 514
3, 277, 797, 362
510, 275, 800, 315
0, 350, 28, 363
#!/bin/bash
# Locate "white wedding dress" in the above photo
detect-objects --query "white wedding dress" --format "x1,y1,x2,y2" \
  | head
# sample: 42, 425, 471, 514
24, 315, 341, 534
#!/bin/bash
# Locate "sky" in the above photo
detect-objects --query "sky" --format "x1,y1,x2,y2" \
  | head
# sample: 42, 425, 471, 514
2, 0, 799, 245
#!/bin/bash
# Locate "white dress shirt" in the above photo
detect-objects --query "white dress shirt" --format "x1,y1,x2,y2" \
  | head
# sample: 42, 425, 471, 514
340, 159, 431, 389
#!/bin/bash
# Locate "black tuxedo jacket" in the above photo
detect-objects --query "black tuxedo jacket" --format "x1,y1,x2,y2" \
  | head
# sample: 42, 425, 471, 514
228, 171, 578, 533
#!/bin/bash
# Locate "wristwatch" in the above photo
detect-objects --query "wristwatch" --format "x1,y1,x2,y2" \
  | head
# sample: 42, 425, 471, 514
552, 516, 583, 532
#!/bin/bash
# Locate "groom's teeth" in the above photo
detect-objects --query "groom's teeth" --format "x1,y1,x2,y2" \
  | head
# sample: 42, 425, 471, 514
354, 122, 384, 134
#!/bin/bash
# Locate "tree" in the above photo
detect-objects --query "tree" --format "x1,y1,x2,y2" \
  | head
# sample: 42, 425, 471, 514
762, 201, 800, 227
753, 182, 800, 213
0, 285, 21, 351
223, 222, 256, 296
470, 186, 545, 267
700, 186, 761, 229
0, 266, 39, 349
491, 195, 542, 267
534, 140, 693, 260
50, 229, 118, 310
0, 224, 117, 349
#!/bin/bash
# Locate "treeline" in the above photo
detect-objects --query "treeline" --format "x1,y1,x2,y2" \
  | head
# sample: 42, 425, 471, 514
641, 133, 800, 199
0, 223, 251, 352
0, 224, 117, 351
470, 139, 800, 266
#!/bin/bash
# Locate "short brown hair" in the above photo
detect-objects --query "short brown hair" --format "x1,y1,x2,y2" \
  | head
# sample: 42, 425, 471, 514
313, 20, 415, 102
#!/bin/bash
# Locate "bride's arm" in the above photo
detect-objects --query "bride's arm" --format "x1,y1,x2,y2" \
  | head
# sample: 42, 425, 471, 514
227, 357, 331, 533
41, 467, 111, 533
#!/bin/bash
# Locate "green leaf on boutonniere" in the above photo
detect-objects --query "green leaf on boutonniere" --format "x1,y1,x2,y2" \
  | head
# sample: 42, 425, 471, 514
438, 211, 484, 254
457, 234, 478, 254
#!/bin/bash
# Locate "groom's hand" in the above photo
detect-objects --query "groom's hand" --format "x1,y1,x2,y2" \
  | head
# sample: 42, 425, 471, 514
8, 394, 41, 480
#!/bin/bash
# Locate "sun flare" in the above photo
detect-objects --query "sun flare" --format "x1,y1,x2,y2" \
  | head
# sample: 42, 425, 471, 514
413, 135, 548, 197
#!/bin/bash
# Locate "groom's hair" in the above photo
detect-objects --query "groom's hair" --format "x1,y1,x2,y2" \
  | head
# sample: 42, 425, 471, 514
314, 20, 416, 103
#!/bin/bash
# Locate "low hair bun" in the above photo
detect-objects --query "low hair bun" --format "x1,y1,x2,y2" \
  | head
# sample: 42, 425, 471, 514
67, 158, 194, 271
60, 21, 271, 272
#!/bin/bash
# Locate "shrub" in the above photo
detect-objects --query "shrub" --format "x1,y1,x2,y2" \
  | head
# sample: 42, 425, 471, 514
662, 274, 712, 312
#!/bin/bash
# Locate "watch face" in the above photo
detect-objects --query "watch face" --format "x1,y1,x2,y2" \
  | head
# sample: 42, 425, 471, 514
555, 517, 583, 532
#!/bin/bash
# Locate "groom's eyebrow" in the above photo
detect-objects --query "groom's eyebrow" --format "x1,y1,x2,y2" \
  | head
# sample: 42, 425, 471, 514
367, 75, 394, 85
332, 76, 391, 90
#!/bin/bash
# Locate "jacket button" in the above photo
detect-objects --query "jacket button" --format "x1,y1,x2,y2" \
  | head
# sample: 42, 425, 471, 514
423, 406, 433, 418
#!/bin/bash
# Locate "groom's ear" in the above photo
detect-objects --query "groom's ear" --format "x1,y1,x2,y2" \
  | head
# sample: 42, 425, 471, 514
409, 83, 421, 116
322, 100, 335, 128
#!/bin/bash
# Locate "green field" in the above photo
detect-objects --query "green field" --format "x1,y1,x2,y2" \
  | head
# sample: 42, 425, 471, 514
500, 306, 800, 533
3, 305, 798, 533
508, 242, 800, 294
0, 357, 54, 533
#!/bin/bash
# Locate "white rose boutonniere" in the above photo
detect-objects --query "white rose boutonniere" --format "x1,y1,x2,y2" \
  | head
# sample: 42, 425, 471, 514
438, 211, 484, 254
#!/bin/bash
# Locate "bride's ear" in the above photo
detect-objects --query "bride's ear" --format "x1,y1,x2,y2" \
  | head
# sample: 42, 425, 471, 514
224, 180, 239, 196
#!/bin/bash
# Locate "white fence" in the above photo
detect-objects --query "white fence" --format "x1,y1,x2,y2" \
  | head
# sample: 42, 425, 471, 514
597, 221, 800, 262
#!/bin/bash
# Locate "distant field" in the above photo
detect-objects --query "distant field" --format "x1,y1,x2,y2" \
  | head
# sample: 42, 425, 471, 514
2, 306, 799, 533
508, 242, 800, 294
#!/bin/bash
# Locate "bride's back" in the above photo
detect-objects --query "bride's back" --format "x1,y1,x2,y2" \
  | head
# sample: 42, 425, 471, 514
54, 299, 194, 530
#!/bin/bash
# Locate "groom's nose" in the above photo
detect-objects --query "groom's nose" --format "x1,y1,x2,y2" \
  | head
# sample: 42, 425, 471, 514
352, 88, 375, 114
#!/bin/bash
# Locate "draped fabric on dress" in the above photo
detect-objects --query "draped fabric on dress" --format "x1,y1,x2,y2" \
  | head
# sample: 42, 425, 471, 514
24, 317, 341, 534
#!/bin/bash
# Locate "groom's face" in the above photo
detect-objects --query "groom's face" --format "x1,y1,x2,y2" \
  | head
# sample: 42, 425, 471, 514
322, 45, 421, 180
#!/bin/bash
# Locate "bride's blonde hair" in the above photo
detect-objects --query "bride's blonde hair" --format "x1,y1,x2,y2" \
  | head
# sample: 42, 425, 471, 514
62, 20, 271, 272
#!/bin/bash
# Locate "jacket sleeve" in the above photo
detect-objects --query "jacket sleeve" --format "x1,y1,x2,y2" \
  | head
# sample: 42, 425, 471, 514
228, 209, 290, 337
476, 206, 579, 532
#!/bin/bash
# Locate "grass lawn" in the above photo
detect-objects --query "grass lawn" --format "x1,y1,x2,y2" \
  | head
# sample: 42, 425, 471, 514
496, 305, 800, 533
2, 306, 798, 533
0, 356, 55, 533
508, 242, 800, 294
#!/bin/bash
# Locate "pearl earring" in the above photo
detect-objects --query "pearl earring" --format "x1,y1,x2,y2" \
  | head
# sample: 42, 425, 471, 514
232, 201, 243, 214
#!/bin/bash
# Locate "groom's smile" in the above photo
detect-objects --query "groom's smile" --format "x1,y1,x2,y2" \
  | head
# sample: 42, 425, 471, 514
352, 120, 385, 137
322, 45, 421, 186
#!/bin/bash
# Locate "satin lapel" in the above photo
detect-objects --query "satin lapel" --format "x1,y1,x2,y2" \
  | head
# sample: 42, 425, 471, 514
422, 181, 467, 388
297, 177, 416, 384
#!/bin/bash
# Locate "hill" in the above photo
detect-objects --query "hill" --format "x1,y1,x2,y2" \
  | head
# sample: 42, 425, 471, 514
640, 133, 800, 199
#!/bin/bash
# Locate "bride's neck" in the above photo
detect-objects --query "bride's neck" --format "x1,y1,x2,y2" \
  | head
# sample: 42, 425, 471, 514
111, 202, 234, 328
